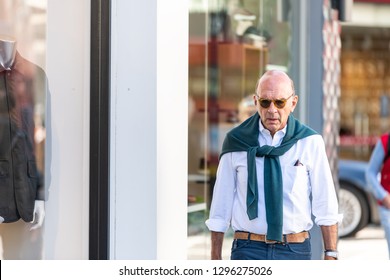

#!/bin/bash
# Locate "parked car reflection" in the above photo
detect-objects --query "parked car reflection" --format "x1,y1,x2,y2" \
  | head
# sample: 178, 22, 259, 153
338, 159, 380, 238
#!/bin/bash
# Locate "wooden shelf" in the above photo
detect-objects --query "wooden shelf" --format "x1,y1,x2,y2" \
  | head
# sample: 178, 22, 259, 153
218, 43, 268, 102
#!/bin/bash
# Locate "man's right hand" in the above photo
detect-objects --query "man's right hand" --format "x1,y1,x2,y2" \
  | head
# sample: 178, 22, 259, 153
211, 231, 224, 260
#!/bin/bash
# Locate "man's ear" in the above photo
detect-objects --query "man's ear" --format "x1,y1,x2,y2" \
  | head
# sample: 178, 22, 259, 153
292, 94, 298, 109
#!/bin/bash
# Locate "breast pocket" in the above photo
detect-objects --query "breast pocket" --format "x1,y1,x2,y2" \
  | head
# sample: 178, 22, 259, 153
283, 166, 309, 194
236, 164, 248, 188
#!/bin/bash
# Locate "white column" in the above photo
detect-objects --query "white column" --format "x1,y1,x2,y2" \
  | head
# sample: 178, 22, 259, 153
110, 0, 188, 259
156, 0, 189, 259
45, 0, 91, 259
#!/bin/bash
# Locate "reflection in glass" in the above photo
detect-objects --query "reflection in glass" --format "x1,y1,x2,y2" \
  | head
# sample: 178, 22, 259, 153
188, 0, 291, 259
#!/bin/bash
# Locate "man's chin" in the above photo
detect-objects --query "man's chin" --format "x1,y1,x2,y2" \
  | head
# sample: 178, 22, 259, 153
265, 121, 280, 130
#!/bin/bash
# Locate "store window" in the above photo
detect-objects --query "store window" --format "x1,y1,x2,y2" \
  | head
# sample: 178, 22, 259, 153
340, 25, 390, 161
0, 0, 48, 259
0, 0, 90, 259
188, 0, 293, 259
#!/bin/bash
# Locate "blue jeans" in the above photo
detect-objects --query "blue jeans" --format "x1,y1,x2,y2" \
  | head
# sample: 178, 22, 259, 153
378, 205, 390, 259
230, 237, 312, 260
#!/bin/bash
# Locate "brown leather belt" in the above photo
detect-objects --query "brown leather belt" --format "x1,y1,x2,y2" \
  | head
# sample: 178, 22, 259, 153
234, 231, 309, 244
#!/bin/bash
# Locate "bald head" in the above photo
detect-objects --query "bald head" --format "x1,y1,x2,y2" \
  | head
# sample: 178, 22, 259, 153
256, 70, 295, 95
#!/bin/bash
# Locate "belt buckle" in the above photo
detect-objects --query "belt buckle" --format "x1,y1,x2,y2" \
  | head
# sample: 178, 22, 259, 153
264, 235, 278, 244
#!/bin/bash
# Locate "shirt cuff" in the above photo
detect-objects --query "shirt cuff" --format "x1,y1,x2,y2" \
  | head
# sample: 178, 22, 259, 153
315, 213, 343, 226
205, 218, 230, 233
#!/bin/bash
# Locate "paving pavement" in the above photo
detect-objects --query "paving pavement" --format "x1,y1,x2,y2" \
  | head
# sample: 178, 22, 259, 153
338, 224, 388, 260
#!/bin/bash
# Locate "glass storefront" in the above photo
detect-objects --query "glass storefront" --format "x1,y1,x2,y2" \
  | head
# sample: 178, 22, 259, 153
186, 0, 390, 260
188, 0, 295, 259
0, 0, 90, 259
0, 0, 48, 259
1, 0, 364, 260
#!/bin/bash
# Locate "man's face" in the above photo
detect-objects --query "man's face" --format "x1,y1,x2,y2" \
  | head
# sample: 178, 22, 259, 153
253, 74, 298, 136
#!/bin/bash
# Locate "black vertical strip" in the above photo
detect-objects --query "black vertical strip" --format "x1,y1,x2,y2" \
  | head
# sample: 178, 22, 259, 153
90, 0, 110, 260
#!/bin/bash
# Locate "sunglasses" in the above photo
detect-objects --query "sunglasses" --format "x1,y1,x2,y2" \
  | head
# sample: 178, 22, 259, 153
256, 93, 294, 109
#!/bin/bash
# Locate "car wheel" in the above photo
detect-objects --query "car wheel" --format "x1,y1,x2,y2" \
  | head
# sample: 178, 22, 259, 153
338, 182, 369, 238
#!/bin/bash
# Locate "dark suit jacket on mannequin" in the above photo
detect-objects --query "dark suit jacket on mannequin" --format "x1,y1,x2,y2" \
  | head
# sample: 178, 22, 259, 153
0, 52, 49, 223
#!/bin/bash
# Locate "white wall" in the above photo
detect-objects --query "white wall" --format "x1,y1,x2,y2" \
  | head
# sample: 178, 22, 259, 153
156, 0, 189, 259
351, 2, 390, 27
110, 0, 188, 259
44, 0, 90, 259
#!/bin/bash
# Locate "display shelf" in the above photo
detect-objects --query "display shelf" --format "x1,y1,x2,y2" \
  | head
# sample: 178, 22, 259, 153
188, 202, 207, 213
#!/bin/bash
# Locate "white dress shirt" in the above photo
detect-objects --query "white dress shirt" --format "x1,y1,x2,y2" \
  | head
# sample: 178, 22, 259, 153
205, 121, 343, 234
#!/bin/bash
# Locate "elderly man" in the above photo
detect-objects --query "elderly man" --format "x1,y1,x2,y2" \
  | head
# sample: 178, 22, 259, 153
206, 70, 342, 260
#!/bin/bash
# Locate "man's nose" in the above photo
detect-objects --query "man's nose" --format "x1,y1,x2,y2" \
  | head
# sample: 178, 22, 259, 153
267, 102, 278, 113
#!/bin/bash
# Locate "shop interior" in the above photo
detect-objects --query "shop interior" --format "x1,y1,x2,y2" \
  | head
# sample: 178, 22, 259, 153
187, 0, 291, 259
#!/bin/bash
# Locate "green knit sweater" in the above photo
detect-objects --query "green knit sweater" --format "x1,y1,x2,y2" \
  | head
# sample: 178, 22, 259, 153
220, 113, 317, 241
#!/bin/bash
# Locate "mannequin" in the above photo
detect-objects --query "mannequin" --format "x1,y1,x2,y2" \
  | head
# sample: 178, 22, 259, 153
0, 36, 46, 230
0, 36, 16, 71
